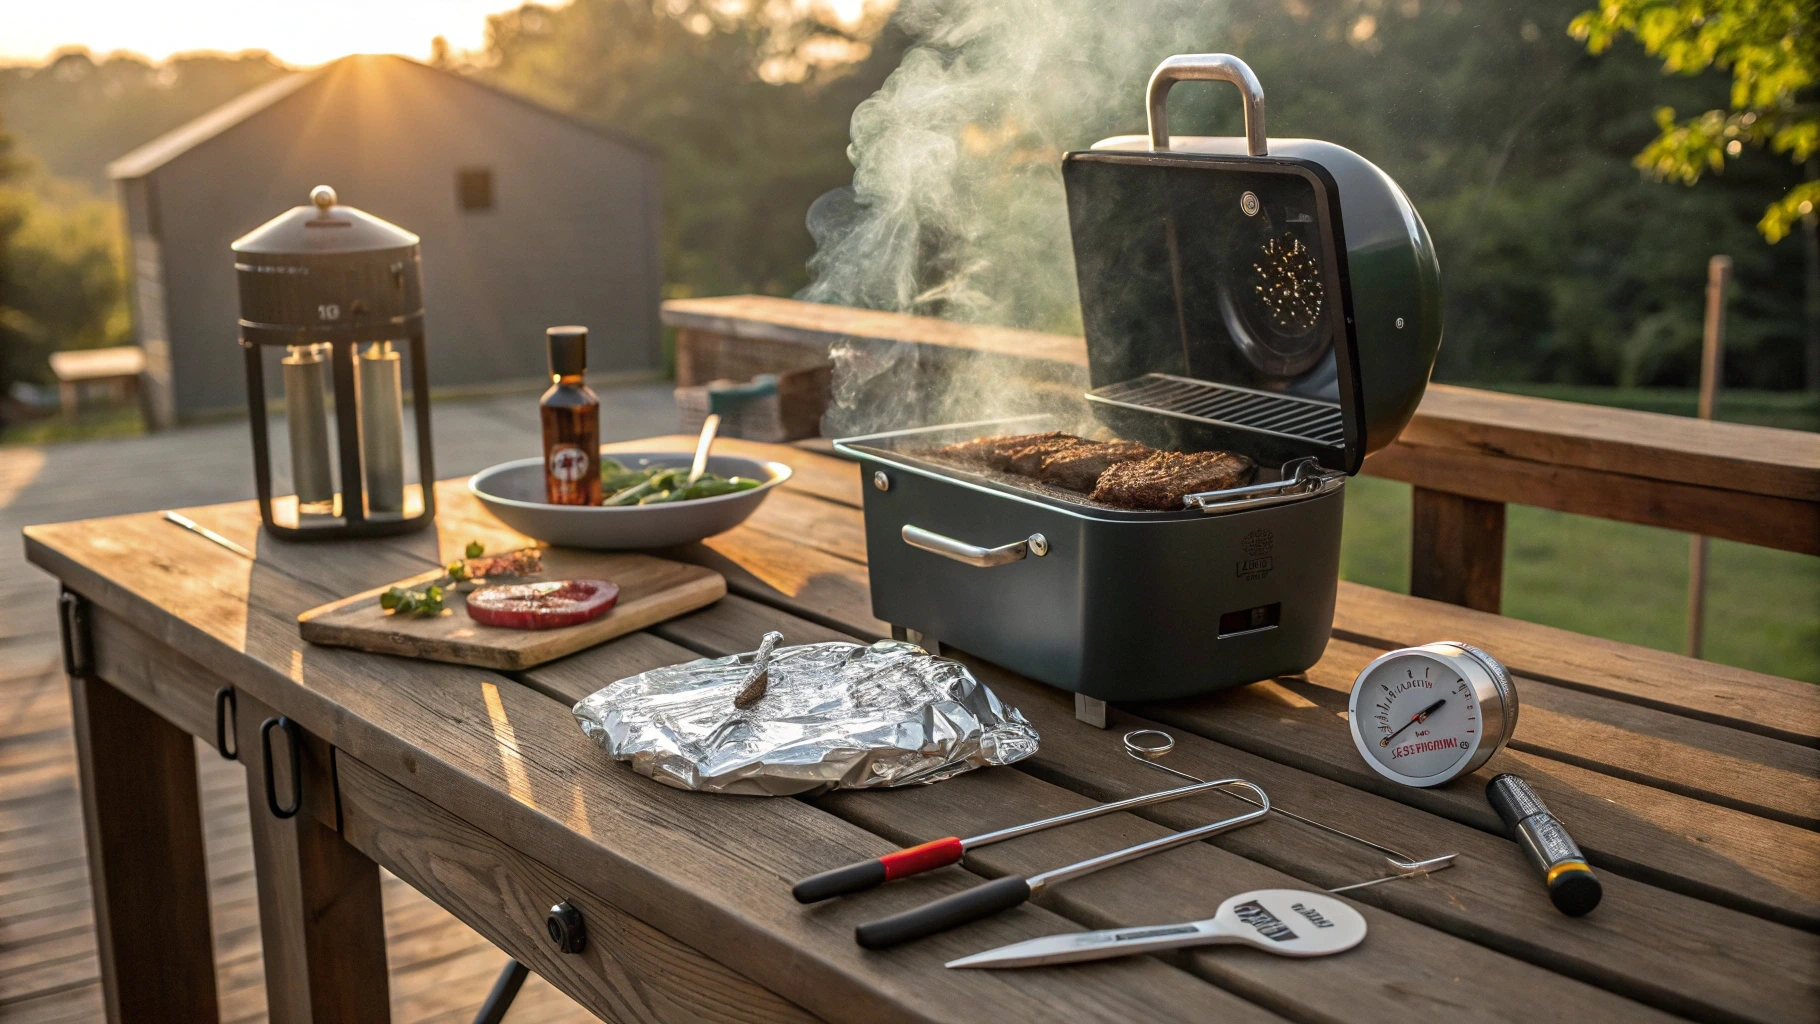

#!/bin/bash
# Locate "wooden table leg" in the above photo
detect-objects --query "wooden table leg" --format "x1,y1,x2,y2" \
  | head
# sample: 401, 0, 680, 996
1410, 486, 1507, 613
68, 674, 220, 1023
238, 692, 391, 1024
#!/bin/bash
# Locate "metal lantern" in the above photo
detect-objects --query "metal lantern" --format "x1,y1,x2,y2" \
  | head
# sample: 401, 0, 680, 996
232, 186, 436, 539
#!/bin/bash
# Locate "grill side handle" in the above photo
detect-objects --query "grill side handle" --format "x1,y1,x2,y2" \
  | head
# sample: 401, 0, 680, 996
1147, 54, 1266, 156
902, 525, 1049, 567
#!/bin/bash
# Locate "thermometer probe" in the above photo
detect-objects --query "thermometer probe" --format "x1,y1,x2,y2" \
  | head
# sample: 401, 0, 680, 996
1486, 773, 1602, 916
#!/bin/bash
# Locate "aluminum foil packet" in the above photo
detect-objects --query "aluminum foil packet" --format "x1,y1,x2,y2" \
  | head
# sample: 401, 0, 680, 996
572, 639, 1039, 796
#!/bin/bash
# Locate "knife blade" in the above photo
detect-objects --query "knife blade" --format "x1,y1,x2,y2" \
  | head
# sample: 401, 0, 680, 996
945, 918, 1223, 969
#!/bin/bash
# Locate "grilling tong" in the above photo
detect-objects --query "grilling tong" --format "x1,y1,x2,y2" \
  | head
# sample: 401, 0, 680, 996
796, 729, 1454, 948
847, 780, 1272, 949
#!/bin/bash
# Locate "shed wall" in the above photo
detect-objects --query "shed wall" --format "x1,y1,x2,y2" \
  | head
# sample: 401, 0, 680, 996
138, 56, 661, 418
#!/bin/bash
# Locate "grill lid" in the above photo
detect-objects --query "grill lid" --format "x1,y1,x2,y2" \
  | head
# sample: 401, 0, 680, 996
1064, 54, 1441, 474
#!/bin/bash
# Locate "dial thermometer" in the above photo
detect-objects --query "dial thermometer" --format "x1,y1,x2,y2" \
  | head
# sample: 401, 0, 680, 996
1348, 642, 1518, 788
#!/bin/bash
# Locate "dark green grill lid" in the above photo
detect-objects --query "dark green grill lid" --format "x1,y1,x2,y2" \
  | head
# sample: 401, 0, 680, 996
1064, 54, 1441, 475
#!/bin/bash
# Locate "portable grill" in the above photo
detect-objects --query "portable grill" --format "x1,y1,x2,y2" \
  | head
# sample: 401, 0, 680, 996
835, 54, 1441, 702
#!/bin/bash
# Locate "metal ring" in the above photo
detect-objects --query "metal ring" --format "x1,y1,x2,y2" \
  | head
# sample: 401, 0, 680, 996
261, 716, 301, 819
1122, 729, 1175, 760
214, 687, 238, 761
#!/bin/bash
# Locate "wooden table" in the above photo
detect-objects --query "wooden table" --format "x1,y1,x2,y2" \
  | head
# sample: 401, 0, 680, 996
24, 435, 1820, 1024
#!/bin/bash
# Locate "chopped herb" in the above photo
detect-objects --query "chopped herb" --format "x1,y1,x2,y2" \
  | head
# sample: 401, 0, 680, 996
381, 584, 444, 616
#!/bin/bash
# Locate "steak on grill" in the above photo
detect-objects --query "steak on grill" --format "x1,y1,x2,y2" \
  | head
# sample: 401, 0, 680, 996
936, 432, 1158, 492
1090, 451, 1257, 510
937, 432, 1074, 470
1029, 440, 1157, 492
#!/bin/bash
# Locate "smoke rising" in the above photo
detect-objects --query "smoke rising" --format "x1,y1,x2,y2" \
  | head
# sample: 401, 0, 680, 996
802, 0, 1228, 434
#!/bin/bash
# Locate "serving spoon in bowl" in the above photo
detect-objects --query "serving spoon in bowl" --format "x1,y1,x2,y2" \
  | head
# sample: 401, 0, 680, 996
688, 413, 722, 485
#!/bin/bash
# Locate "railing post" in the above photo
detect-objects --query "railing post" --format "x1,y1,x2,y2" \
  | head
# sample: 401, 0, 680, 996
1687, 254, 1731, 658
1409, 488, 1506, 613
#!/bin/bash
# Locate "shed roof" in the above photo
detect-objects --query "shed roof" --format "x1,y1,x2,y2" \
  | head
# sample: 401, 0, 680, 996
108, 54, 657, 182
107, 69, 320, 180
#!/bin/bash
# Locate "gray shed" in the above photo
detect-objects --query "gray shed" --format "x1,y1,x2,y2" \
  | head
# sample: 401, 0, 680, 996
110, 54, 662, 424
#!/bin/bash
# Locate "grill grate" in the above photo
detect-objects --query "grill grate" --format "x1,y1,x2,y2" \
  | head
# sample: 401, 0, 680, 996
1086, 373, 1346, 447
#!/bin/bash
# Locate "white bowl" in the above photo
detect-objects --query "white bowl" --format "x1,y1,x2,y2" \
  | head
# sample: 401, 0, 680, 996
469, 451, 792, 549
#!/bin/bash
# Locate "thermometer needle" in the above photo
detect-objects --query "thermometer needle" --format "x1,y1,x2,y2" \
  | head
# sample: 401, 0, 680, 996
1379, 699, 1446, 747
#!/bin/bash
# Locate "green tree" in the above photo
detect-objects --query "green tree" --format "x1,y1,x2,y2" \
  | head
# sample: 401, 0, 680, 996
0, 116, 132, 407
1570, 0, 1816, 242
0, 116, 35, 398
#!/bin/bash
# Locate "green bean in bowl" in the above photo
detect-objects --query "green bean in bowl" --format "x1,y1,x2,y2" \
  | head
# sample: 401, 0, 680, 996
600, 462, 765, 506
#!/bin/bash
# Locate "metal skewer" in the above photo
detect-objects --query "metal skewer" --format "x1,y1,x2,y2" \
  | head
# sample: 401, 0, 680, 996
162, 511, 254, 560
1122, 729, 1456, 892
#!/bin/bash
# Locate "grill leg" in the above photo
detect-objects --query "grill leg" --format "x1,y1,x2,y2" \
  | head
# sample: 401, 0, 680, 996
473, 959, 530, 1024
890, 625, 942, 656
1074, 694, 1108, 729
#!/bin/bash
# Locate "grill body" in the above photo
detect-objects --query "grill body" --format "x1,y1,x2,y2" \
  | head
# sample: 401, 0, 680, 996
840, 420, 1342, 701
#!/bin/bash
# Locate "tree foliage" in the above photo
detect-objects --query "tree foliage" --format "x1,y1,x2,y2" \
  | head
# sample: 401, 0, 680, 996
1209, 0, 1806, 387
0, 1, 1806, 396
475, 0, 904, 298
1570, 0, 1818, 241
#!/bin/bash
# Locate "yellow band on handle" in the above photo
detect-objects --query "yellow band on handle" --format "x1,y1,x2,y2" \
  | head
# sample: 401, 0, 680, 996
1545, 860, 1592, 885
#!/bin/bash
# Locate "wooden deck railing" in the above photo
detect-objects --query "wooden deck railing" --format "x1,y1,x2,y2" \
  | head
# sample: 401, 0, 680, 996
662, 295, 1820, 614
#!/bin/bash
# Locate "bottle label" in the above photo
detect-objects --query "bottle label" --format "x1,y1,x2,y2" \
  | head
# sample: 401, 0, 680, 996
549, 444, 591, 482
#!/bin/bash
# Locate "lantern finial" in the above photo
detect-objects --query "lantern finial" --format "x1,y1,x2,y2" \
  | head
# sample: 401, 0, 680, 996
310, 185, 337, 212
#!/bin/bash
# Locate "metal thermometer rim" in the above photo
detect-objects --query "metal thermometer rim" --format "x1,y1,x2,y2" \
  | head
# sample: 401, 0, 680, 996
1348, 641, 1518, 787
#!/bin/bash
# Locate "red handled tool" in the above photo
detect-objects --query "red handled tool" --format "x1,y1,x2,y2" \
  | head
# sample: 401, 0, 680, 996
855, 781, 1271, 948
792, 776, 1256, 904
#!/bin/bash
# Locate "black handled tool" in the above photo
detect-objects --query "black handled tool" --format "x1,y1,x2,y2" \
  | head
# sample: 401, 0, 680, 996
1486, 773, 1601, 916
795, 775, 1259, 903
854, 781, 1270, 949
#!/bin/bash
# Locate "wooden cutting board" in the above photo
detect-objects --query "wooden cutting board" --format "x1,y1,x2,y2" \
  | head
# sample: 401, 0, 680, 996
298, 549, 726, 670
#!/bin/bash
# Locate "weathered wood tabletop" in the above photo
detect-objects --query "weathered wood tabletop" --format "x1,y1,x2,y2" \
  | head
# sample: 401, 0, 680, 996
23, 435, 1820, 1024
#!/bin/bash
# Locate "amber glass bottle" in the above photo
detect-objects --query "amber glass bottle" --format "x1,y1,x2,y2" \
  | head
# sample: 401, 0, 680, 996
541, 326, 601, 505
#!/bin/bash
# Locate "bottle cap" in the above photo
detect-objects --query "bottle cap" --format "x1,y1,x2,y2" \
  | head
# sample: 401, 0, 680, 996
547, 326, 587, 376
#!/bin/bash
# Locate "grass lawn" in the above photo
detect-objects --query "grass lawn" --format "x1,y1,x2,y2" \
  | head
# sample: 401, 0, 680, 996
0, 406, 146, 445
1340, 475, 1820, 683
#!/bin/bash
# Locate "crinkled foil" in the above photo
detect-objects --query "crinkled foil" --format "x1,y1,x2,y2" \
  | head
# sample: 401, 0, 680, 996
572, 640, 1039, 795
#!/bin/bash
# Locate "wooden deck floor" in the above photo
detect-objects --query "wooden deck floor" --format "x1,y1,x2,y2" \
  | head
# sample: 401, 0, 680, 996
1, 386, 677, 1022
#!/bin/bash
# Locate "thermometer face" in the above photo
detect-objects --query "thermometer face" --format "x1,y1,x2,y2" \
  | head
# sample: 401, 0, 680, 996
1348, 642, 1517, 788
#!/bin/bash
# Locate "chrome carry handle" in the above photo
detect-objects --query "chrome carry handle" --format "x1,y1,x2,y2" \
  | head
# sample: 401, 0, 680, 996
1183, 457, 1343, 515
1147, 53, 1267, 157
902, 524, 1049, 567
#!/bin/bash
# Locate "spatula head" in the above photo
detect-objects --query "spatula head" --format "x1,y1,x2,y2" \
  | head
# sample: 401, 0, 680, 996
1214, 889, 1366, 957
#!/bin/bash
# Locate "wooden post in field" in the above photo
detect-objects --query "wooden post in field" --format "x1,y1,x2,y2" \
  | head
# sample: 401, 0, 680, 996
1688, 255, 1730, 658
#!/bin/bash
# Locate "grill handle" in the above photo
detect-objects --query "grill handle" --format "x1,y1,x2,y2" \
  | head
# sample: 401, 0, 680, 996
1184, 458, 1344, 515
902, 525, 1049, 567
1147, 54, 1266, 156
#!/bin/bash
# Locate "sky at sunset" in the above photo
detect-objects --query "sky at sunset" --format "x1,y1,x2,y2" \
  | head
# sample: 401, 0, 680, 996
0, 1, 543, 66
